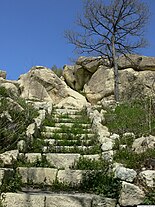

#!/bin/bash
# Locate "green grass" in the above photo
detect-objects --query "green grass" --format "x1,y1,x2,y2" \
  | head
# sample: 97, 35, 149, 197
0, 96, 39, 153
113, 148, 155, 170
105, 99, 155, 137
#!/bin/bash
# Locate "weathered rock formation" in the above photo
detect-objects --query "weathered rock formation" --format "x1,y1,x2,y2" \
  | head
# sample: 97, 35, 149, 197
17, 66, 87, 109
63, 54, 155, 104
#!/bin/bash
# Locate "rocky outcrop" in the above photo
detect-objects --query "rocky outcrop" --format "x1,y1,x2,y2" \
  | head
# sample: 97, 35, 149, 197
84, 66, 114, 103
63, 64, 92, 91
119, 181, 145, 206
132, 135, 155, 154
62, 54, 155, 104
118, 54, 155, 71
18, 66, 87, 109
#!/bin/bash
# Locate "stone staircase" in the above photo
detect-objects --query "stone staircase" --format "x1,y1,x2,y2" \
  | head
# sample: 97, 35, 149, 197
0, 107, 116, 207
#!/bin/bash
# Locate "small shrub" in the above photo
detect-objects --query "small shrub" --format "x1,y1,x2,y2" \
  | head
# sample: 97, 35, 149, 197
113, 148, 155, 170
81, 170, 121, 199
143, 191, 155, 204
51, 65, 63, 78
72, 157, 109, 170
0, 86, 10, 97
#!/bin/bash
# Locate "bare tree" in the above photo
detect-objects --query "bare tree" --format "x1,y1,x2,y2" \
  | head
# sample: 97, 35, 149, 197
65, 0, 149, 102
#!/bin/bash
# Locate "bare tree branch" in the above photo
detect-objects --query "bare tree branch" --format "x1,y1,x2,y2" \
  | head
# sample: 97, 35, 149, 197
64, 0, 149, 102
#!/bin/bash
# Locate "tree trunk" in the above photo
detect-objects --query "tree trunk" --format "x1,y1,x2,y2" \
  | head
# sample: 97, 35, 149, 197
112, 36, 119, 102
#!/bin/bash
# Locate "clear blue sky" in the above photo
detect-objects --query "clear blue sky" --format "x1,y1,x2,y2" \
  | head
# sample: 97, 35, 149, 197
0, 0, 154, 80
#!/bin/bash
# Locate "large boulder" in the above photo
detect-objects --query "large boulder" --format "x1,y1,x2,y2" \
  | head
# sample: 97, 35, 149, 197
132, 135, 155, 154
76, 56, 103, 73
84, 66, 114, 104
18, 66, 87, 109
62, 55, 155, 104
118, 54, 155, 71
84, 66, 155, 103
114, 166, 137, 182
63, 65, 92, 91
119, 181, 145, 206
139, 170, 155, 188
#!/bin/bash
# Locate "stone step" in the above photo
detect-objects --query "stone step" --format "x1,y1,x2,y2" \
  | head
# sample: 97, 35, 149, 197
42, 132, 96, 139
18, 167, 83, 186
22, 153, 101, 166
44, 126, 92, 133
1, 192, 102, 207
44, 139, 93, 146
54, 123, 91, 128
53, 108, 80, 115
55, 139, 93, 146
49, 145, 94, 151
23, 153, 80, 169
46, 153, 80, 169
53, 117, 90, 124
46, 145, 100, 155
53, 114, 82, 119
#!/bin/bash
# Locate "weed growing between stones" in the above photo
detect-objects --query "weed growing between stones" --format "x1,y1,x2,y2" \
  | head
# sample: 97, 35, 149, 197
81, 170, 121, 199
0, 170, 22, 193
50, 178, 80, 192
14, 154, 54, 168
71, 157, 121, 199
42, 114, 56, 127
143, 191, 155, 204
71, 157, 109, 170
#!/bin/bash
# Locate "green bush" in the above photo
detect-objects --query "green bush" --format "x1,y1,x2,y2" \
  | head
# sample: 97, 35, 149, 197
0, 86, 10, 97
72, 157, 109, 170
81, 170, 121, 199
143, 191, 155, 204
51, 65, 63, 77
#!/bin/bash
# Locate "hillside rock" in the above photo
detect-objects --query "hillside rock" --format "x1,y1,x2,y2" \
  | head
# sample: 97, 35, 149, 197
63, 65, 92, 91
119, 181, 145, 206
132, 135, 155, 154
114, 166, 137, 182
84, 66, 155, 103
139, 170, 155, 187
0, 150, 19, 166
18, 66, 87, 109
118, 54, 155, 71
76, 56, 102, 73
84, 66, 114, 104
62, 55, 155, 104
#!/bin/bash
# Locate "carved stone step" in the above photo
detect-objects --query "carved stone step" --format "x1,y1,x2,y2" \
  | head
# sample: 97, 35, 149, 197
54, 123, 91, 128
20, 153, 101, 166
44, 139, 93, 146
53, 114, 82, 119
42, 132, 96, 139
18, 167, 83, 186
53, 117, 90, 124
2, 192, 103, 207
53, 108, 80, 115
44, 126, 92, 133
46, 153, 80, 169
